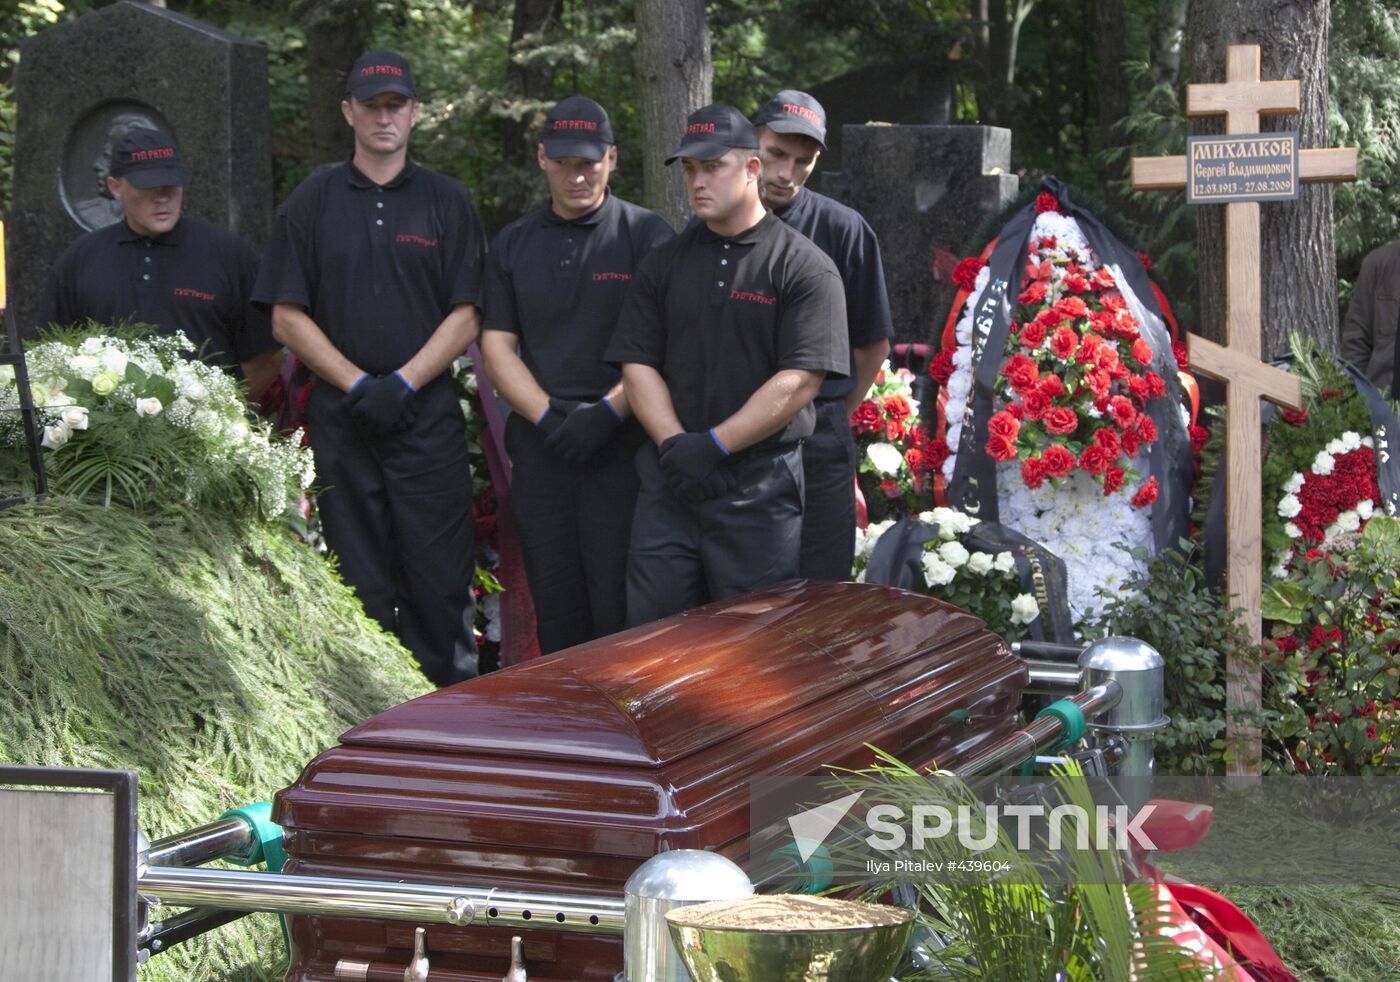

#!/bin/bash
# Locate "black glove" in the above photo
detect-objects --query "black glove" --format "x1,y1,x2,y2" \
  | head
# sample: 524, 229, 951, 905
658, 431, 732, 502
345, 371, 418, 435
535, 399, 581, 439
544, 397, 622, 466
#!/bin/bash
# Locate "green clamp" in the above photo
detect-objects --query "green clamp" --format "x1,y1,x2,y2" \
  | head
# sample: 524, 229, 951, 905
218, 801, 287, 872
1034, 698, 1088, 752
768, 841, 833, 894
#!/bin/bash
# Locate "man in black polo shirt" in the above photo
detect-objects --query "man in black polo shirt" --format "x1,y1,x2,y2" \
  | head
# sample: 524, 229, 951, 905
753, 90, 894, 582
253, 51, 484, 686
38, 128, 280, 399
481, 95, 673, 654
607, 104, 848, 626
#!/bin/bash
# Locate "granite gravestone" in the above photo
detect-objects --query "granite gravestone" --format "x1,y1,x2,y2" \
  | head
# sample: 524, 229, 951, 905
822, 125, 1017, 345
9, 0, 271, 334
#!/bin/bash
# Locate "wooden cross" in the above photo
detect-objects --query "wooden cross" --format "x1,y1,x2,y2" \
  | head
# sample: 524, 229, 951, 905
1131, 45, 1357, 776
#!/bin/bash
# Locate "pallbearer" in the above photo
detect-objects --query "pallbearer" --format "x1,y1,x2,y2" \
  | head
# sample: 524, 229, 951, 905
607, 104, 849, 625
481, 96, 673, 653
753, 90, 894, 581
38, 128, 281, 399
254, 51, 486, 685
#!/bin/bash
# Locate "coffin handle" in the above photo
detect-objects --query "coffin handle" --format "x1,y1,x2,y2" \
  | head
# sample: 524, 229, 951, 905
502, 935, 527, 981
404, 926, 431, 981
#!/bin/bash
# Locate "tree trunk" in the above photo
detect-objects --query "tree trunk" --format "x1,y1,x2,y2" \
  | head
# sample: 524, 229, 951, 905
635, 0, 712, 229
297, 0, 374, 170
1187, 0, 1336, 358
1095, 0, 1129, 154
972, 0, 1036, 128
499, 0, 563, 220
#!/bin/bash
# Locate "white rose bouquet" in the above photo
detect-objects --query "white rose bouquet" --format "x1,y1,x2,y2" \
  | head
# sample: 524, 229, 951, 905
853, 505, 1042, 640
0, 328, 313, 520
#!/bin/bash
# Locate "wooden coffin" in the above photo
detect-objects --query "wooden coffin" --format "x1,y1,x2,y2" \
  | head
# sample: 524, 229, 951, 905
274, 580, 1026, 981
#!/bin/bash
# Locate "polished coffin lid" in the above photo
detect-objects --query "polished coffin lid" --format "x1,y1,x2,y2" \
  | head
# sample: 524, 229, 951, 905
275, 580, 1026, 981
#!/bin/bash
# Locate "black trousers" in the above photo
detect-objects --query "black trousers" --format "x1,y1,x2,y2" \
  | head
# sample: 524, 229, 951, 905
625, 441, 805, 627
505, 411, 644, 654
306, 376, 477, 686
798, 397, 859, 581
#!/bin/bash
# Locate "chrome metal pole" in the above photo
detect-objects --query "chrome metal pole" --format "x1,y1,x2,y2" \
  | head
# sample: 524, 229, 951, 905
955, 682, 1120, 778
1023, 659, 1083, 693
147, 817, 254, 868
138, 865, 626, 935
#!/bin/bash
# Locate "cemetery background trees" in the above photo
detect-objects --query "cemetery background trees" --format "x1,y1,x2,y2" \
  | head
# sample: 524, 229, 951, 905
1188, 0, 1336, 358
635, 0, 712, 228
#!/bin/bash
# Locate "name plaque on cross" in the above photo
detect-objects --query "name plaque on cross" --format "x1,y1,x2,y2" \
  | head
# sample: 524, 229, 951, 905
1130, 44, 1357, 776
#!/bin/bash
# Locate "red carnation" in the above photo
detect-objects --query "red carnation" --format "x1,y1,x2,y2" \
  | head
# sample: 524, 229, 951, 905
1091, 268, 1117, 290
1084, 368, 1111, 399
1121, 429, 1141, 456
1137, 413, 1159, 443
1035, 191, 1061, 214
1281, 406, 1310, 426
851, 399, 883, 434
1145, 371, 1166, 399
1189, 425, 1210, 455
883, 393, 913, 421
880, 478, 901, 499
886, 418, 908, 441
986, 434, 1018, 461
1002, 353, 1040, 392
1136, 251, 1153, 271
1128, 375, 1150, 401
1131, 476, 1159, 509
1042, 444, 1077, 478
1037, 374, 1065, 398
952, 257, 986, 291
1172, 340, 1190, 370
1093, 427, 1121, 457
1079, 444, 1112, 475
1108, 395, 1136, 429
1050, 325, 1079, 359
1020, 389, 1051, 420
1020, 319, 1048, 348
1004, 402, 1024, 420
1036, 307, 1066, 331
1094, 345, 1121, 376
1055, 297, 1089, 321
1103, 466, 1126, 495
1130, 338, 1153, 364
1037, 235, 1058, 250
1021, 456, 1046, 489
1063, 271, 1091, 293
1018, 282, 1048, 306
928, 349, 956, 384
925, 439, 951, 471
987, 409, 1021, 441
1114, 312, 1140, 340
909, 424, 929, 449
904, 448, 927, 474
1044, 406, 1079, 435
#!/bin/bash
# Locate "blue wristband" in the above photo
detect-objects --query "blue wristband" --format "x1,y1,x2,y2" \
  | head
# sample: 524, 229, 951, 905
600, 396, 623, 422
709, 428, 730, 456
393, 370, 417, 393
348, 372, 369, 392
536, 407, 551, 426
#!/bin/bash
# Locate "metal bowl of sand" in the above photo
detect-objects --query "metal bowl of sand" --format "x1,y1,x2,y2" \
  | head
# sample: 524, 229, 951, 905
664, 894, 915, 982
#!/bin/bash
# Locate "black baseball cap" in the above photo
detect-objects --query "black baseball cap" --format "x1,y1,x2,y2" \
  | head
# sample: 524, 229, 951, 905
665, 104, 758, 165
109, 128, 186, 189
346, 50, 416, 101
752, 90, 827, 149
541, 95, 614, 161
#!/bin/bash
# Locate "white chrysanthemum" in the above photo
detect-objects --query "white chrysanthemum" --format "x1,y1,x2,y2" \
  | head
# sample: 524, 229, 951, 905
1337, 509, 1362, 533
1277, 493, 1302, 519
1358, 500, 1375, 520
1282, 473, 1305, 495
1285, 521, 1302, 539
1312, 450, 1336, 475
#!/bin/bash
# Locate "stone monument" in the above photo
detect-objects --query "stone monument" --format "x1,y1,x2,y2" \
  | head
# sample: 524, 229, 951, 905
822, 125, 1018, 346
9, 0, 272, 334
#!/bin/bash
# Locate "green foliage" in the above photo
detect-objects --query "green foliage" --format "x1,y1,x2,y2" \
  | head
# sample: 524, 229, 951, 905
1261, 515, 1400, 775
835, 751, 1209, 981
0, 495, 431, 981
1224, 884, 1400, 982
1330, 0, 1400, 297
